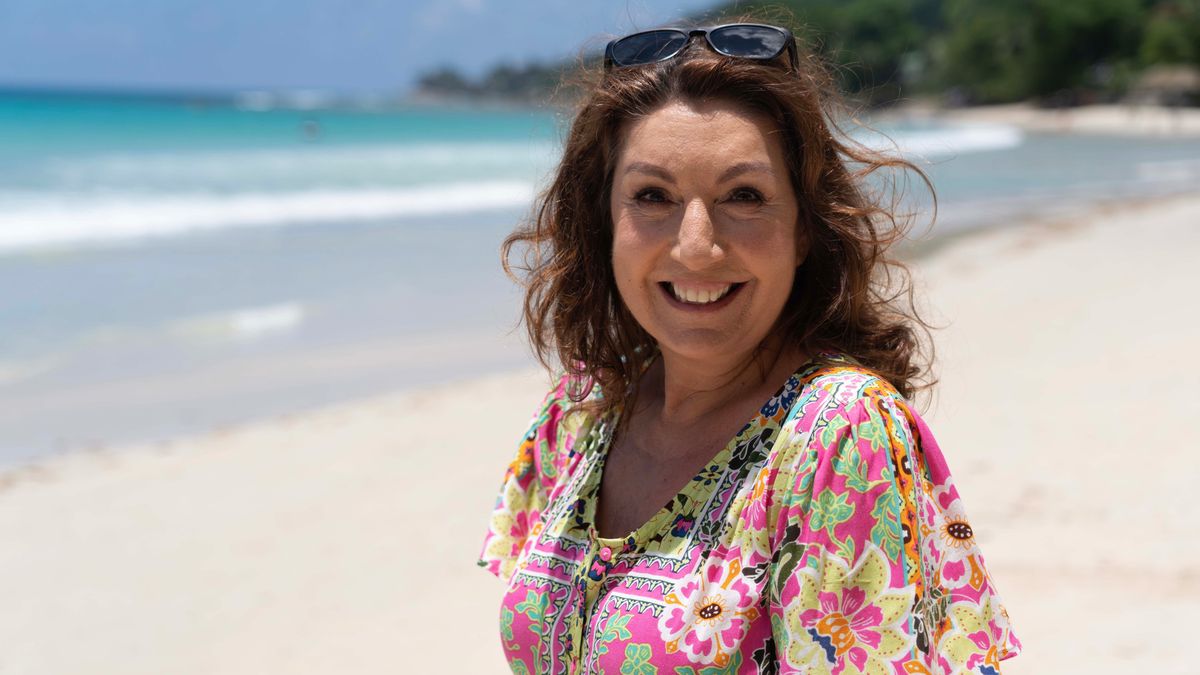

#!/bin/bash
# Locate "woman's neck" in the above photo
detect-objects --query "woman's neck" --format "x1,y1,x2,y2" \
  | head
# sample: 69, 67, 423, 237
639, 337, 808, 427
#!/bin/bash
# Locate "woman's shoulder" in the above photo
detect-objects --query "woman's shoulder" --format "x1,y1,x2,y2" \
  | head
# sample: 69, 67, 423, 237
515, 371, 606, 479
536, 369, 605, 433
768, 350, 922, 480
794, 350, 906, 415
477, 371, 604, 581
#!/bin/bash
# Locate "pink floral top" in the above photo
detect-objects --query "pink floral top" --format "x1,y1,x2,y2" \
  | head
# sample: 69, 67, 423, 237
478, 351, 1021, 674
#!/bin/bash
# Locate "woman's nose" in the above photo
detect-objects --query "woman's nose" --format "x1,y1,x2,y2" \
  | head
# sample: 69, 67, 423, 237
675, 198, 723, 269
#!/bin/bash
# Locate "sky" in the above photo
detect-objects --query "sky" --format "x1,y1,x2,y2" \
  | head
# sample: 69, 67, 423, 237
0, 0, 722, 94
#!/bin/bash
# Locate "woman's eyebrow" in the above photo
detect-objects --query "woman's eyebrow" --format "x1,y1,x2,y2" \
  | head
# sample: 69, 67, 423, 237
718, 161, 775, 182
622, 161, 675, 183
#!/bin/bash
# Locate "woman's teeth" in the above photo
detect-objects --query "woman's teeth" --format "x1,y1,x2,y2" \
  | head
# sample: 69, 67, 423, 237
670, 283, 733, 305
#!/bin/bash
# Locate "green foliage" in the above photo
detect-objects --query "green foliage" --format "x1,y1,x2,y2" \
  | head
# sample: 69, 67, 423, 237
412, 0, 1200, 106
1141, 1, 1200, 64
936, 0, 1148, 102
415, 66, 472, 93
414, 61, 568, 103
936, 0, 1035, 102
712, 0, 940, 103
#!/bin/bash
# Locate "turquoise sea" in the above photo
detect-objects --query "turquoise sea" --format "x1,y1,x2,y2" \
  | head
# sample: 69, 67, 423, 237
2, 89, 1199, 465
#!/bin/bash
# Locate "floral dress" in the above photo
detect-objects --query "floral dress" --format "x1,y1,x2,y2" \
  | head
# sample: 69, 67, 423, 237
478, 351, 1021, 674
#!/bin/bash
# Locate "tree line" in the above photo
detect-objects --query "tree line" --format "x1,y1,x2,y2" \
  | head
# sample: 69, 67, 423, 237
415, 0, 1200, 107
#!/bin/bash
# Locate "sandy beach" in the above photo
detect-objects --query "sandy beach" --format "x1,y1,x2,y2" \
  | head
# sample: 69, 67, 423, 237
3, 189, 1199, 673
890, 101, 1200, 137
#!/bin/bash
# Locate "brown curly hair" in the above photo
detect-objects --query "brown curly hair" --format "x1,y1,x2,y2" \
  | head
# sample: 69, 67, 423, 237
502, 21, 937, 415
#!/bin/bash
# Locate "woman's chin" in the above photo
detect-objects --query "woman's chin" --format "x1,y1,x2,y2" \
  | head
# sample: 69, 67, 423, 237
652, 330, 764, 364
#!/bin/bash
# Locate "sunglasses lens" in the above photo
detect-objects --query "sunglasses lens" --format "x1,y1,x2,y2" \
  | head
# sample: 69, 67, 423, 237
611, 30, 689, 67
708, 25, 789, 59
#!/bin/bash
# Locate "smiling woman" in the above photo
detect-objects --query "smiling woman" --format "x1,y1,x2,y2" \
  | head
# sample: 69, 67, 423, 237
609, 100, 803, 376
480, 17, 1021, 675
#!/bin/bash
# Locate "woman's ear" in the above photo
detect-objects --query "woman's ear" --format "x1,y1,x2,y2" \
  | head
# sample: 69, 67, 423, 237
795, 225, 810, 267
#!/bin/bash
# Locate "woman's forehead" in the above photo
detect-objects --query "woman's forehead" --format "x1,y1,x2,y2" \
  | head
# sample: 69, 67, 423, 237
614, 99, 787, 174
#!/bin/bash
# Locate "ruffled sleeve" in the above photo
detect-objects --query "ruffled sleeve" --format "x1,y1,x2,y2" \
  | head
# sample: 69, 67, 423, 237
766, 390, 1021, 674
477, 374, 582, 584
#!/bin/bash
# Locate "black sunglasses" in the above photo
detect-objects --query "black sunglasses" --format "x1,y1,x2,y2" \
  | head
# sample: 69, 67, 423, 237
604, 23, 798, 72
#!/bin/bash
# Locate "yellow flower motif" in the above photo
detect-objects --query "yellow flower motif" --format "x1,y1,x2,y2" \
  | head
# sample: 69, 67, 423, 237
779, 542, 916, 674
483, 476, 545, 581
939, 593, 1017, 674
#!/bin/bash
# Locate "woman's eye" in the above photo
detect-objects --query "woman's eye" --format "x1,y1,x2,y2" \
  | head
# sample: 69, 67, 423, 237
728, 187, 765, 203
634, 188, 670, 204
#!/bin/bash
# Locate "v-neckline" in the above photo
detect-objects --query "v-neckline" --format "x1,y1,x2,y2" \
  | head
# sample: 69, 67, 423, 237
582, 350, 827, 546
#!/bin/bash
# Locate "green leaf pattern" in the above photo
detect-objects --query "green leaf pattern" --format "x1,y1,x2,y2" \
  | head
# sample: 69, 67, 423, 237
809, 487, 855, 534
594, 613, 634, 657
620, 643, 658, 675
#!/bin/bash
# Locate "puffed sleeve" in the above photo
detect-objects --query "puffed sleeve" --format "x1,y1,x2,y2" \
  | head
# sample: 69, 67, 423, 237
477, 374, 579, 583
766, 392, 1021, 674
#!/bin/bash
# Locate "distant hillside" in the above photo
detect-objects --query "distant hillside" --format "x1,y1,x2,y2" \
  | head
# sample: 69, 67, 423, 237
413, 0, 1200, 107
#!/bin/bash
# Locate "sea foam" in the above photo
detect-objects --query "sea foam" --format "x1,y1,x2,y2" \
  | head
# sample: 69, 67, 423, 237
40, 141, 560, 189
858, 123, 1025, 159
0, 181, 536, 253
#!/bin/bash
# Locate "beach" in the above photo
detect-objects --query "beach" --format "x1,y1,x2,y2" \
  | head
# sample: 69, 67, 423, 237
890, 100, 1200, 137
2, 185, 1197, 673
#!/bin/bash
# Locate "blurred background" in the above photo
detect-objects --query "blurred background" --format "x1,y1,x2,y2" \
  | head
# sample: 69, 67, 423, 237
1, 1, 1198, 673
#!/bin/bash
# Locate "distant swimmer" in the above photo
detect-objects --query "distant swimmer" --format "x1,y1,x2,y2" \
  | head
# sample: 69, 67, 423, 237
302, 119, 322, 141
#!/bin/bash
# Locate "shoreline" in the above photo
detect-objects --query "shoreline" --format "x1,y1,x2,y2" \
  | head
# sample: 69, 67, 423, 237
882, 101, 1200, 138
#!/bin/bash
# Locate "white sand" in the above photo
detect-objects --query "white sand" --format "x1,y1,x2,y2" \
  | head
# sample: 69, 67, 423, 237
3, 193, 1199, 673
889, 101, 1200, 138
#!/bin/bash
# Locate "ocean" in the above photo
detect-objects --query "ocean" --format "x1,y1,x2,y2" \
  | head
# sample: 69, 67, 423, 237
2, 89, 1199, 466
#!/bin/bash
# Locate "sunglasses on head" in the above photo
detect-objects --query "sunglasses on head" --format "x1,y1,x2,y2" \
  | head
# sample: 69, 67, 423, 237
604, 23, 798, 72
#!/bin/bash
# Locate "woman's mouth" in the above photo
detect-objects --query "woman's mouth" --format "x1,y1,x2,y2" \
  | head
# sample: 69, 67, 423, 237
659, 281, 746, 310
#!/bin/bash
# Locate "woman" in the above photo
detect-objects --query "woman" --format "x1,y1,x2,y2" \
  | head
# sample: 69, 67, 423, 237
478, 21, 1021, 674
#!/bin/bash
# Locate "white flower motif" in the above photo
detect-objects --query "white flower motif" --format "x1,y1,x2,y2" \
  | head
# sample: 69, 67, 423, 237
657, 552, 760, 668
929, 480, 984, 590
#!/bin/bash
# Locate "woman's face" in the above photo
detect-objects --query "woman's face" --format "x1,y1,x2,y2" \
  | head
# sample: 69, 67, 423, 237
609, 98, 805, 366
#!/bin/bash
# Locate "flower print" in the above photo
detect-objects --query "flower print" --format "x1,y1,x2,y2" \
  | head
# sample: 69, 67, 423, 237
508, 510, 531, 554
657, 552, 760, 668
930, 482, 976, 560
939, 593, 1020, 675
744, 468, 771, 531
929, 481, 984, 590
778, 542, 915, 674
720, 467, 775, 565
740, 467, 775, 562
481, 478, 540, 580
670, 514, 696, 538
